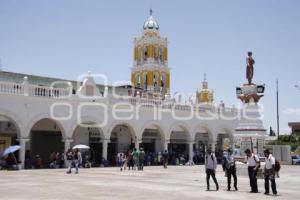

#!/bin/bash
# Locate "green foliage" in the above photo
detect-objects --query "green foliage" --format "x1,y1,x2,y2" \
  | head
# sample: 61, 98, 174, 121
267, 134, 300, 151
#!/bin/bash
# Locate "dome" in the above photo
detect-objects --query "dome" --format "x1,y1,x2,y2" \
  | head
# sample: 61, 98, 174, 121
143, 10, 159, 30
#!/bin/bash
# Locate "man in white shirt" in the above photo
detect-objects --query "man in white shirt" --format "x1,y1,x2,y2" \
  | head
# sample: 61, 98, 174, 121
264, 149, 277, 195
205, 149, 219, 191
245, 149, 260, 193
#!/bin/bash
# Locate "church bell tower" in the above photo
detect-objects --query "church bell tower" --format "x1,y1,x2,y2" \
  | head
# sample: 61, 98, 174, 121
196, 74, 214, 104
131, 10, 170, 98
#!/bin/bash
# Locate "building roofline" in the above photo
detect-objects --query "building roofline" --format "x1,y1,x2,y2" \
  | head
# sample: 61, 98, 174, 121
288, 122, 300, 127
0, 70, 128, 89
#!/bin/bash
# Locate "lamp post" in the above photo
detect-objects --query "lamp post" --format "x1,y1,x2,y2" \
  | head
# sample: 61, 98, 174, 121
276, 80, 280, 144
297, 137, 299, 151
294, 85, 300, 149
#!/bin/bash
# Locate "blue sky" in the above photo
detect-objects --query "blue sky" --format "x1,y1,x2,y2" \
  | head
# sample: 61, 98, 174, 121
0, 0, 300, 134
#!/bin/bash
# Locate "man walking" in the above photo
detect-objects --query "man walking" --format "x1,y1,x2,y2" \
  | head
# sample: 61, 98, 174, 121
66, 149, 73, 174
73, 148, 82, 174
264, 149, 277, 195
205, 149, 219, 191
162, 150, 169, 168
245, 149, 260, 193
222, 149, 238, 191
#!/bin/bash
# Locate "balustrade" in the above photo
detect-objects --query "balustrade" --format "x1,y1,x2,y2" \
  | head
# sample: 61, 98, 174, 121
0, 80, 237, 115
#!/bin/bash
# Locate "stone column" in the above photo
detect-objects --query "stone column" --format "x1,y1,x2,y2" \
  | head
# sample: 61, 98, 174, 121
164, 140, 169, 151
210, 141, 217, 152
135, 139, 142, 150
64, 138, 73, 167
18, 138, 30, 169
64, 138, 73, 153
23, 76, 29, 96
102, 139, 109, 160
188, 141, 194, 163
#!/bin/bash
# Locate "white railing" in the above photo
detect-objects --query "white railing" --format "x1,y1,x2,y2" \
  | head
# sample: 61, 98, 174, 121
125, 96, 237, 115
0, 80, 238, 115
28, 84, 70, 98
0, 81, 24, 95
0, 81, 70, 99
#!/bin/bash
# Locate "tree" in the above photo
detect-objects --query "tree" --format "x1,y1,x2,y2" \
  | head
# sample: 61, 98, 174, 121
267, 134, 299, 151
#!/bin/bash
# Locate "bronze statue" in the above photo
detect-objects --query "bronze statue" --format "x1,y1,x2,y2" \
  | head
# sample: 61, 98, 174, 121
246, 51, 255, 85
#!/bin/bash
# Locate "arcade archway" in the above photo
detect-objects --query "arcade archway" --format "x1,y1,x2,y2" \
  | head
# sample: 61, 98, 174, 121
141, 124, 164, 154
169, 125, 191, 165
215, 128, 234, 163
108, 124, 135, 165
30, 118, 64, 168
0, 115, 20, 158
72, 124, 104, 166
194, 132, 210, 164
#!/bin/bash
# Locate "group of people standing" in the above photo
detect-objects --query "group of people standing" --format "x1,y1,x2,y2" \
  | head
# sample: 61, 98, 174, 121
205, 148, 279, 196
118, 148, 147, 171
117, 148, 169, 171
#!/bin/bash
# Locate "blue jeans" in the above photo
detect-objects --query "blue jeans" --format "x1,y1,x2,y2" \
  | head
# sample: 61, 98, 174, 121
66, 160, 79, 173
66, 160, 72, 173
74, 160, 79, 173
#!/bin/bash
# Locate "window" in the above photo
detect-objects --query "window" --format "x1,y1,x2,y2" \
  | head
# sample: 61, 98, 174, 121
144, 46, 148, 61
136, 74, 141, 88
160, 47, 164, 63
144, 73, 148, 90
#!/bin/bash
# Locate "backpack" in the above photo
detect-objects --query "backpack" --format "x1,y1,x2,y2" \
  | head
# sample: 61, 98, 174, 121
275, 159, 281, 172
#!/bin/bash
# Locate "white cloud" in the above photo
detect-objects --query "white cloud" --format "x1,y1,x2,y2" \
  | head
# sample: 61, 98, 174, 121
282, 108, 300, 115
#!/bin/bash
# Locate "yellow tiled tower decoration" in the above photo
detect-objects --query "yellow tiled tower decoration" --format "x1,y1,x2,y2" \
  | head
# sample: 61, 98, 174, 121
196, 74, 214, 104
131, 9, 170, 98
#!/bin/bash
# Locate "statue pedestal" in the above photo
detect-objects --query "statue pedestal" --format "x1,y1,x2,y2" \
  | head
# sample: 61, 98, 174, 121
235, 84, 267, 156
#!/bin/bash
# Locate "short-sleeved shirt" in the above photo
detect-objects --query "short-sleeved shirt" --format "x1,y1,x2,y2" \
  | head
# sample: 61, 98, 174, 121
265, 154, 275, 169
225, 155, 235, 168
132, 151, 139, 160
206, 154, 217, 170
66, 152, 73, 160
247, 154, 259, 167
139, 151, 145, 160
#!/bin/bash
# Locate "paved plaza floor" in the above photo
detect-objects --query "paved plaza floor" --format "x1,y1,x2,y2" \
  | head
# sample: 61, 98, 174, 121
0, 165, 299, 200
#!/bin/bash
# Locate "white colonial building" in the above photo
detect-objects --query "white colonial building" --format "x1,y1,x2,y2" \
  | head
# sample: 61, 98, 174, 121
0, 11, 262, 168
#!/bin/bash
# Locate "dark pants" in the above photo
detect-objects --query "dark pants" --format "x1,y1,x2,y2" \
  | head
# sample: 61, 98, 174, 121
248, 166, 258, 192
265, 173, 277, 194
128, 160, 134, 170
227, 166, 237, 190
206, 169, 219, 190
163, 159, 168, 168
138, 159, 144, 170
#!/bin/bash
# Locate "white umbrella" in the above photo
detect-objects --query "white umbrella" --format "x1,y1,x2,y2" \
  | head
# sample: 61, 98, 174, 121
72, 144, 90, 150
2, 145, 21, 157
